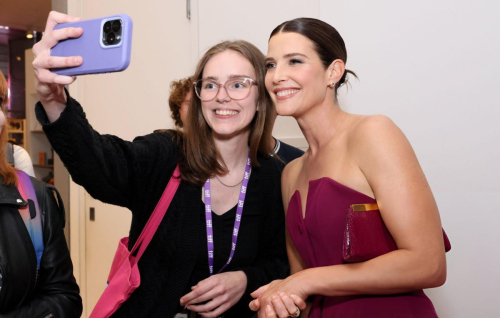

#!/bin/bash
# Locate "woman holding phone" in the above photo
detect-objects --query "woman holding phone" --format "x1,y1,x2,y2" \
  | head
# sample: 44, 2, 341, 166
250, 18, 447, 318
32, 12, 287, 318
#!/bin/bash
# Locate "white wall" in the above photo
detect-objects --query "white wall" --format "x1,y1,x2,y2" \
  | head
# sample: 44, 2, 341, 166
321, 1, 500, 317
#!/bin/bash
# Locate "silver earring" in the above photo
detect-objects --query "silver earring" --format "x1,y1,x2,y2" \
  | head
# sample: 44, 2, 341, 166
329, 82, 336, 88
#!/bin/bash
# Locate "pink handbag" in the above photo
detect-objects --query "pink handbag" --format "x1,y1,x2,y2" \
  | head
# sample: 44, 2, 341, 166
343, 203, 451, 263
90, 166, 181, 318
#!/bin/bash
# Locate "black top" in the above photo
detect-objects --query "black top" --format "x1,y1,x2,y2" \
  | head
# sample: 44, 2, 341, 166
35, 95, 287, 318
185, 170, 261, 316
274, 138, 304, 164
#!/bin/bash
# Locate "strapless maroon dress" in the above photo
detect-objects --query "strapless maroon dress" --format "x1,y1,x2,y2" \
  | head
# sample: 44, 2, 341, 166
287, 177, 438, 318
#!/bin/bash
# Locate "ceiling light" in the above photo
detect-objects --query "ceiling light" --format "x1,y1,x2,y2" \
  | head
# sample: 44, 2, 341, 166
26, 31, 33, 39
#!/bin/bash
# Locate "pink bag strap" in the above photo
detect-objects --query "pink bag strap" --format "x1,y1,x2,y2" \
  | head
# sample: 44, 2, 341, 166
130, 165, 181, 262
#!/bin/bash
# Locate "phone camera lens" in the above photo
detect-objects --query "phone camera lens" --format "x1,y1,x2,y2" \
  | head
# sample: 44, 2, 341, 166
112, 20, 121, 32
106, 32, 115, 44
103, 21, 111, 33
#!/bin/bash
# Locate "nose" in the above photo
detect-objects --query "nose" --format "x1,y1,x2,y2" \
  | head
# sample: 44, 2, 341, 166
215, 84, 231, 103
272, 63, 287, 85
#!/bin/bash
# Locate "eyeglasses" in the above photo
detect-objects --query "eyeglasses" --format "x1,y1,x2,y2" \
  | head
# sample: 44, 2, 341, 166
193, 76, 257, 102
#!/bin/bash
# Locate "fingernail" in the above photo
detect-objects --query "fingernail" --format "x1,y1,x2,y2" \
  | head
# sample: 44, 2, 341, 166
266, 305, 272, 312
74, 57, 80, 64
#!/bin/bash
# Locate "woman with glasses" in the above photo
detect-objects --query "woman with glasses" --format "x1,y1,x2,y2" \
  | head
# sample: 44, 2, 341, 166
249, 18, 446, 318
32, 12, 287, 318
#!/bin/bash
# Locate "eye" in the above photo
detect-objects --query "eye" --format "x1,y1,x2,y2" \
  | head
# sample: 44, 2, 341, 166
228, 78, 249, 89
203, 82, 218, 90
265, 62, 276, 69
290, 58, 303, 65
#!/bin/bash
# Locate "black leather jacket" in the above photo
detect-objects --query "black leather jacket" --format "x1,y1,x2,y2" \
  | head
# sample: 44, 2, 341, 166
0, 176, 82, 317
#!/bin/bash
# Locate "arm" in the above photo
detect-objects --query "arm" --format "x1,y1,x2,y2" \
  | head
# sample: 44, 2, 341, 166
304, 115, 446, 296
35, 92, 179, 208
256, 116, 446, 315
1, 186, 82, 318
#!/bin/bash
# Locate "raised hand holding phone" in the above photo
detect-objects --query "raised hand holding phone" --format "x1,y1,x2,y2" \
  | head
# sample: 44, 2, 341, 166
33, 11, 83, 122
51, 14, 133, 76
33, 11, 133, 123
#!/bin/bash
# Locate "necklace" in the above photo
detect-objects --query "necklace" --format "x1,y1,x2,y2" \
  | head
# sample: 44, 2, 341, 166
215, 175, 243, 187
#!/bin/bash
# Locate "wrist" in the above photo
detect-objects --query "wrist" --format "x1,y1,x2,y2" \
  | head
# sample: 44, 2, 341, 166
294, 268, 316, 297
40, 89, 68, 123
235, 270, 248, 287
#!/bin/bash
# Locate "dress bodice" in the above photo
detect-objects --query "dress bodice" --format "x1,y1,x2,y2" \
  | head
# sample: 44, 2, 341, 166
286, 178, 438, 318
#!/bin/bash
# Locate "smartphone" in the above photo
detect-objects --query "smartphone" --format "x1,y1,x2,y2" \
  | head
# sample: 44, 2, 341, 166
51, 14, 133, 76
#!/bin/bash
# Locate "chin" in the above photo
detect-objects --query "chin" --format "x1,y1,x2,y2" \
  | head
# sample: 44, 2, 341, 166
275, 104, 297, 117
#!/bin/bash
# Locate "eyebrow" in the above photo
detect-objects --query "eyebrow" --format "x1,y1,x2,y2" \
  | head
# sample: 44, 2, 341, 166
265, 52, 308, 63
202, 74, 252, 81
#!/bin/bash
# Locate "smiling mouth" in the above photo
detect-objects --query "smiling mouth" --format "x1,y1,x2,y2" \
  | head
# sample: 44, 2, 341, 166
276, 89, 299, 97
214, 109, 239, 116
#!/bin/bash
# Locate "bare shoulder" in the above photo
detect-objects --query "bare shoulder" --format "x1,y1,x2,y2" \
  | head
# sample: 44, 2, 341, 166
348, 114, 410, 157
350, 114, 400, 140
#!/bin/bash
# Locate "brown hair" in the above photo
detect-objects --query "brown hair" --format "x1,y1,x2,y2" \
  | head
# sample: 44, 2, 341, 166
270, 18, 357, 95
168, 76, 193, 128
179, 40, 275, 186
0, 71, 18, 185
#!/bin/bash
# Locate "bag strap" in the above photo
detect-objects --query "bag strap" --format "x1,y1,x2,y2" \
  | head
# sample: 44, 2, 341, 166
130, 165, 181, 262
16, 170, 45, 269
6, 143, 14, 165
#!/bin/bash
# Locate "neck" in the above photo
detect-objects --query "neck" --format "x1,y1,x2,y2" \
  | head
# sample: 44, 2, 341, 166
296, 97, 346, 156
214, 130, 250, 172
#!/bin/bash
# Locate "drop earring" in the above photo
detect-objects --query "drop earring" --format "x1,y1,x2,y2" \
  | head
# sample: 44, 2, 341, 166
328, 82, 336, 88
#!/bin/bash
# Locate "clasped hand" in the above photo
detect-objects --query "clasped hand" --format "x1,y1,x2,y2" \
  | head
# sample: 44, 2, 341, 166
249, 278, 307, 318
179, 271, 247, 318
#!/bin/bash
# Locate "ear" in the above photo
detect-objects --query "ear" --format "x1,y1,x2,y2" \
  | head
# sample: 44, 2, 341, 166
326, 59, 345, 86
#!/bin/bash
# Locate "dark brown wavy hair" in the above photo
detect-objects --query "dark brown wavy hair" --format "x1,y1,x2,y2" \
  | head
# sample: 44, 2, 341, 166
270, 18, 357, 96
179, 40, 275, 186
0, 71, 18, 185
168, 76, 193, 128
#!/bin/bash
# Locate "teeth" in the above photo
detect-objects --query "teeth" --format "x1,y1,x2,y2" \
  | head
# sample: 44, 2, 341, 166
215, 109, 239, 116
276, 89, 299, 97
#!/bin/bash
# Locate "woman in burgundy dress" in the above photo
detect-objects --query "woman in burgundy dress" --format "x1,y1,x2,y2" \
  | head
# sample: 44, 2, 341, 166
250, 18, 447, 317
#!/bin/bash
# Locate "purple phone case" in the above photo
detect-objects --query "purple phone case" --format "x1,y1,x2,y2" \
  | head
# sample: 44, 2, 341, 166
51, 14, 133, 76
